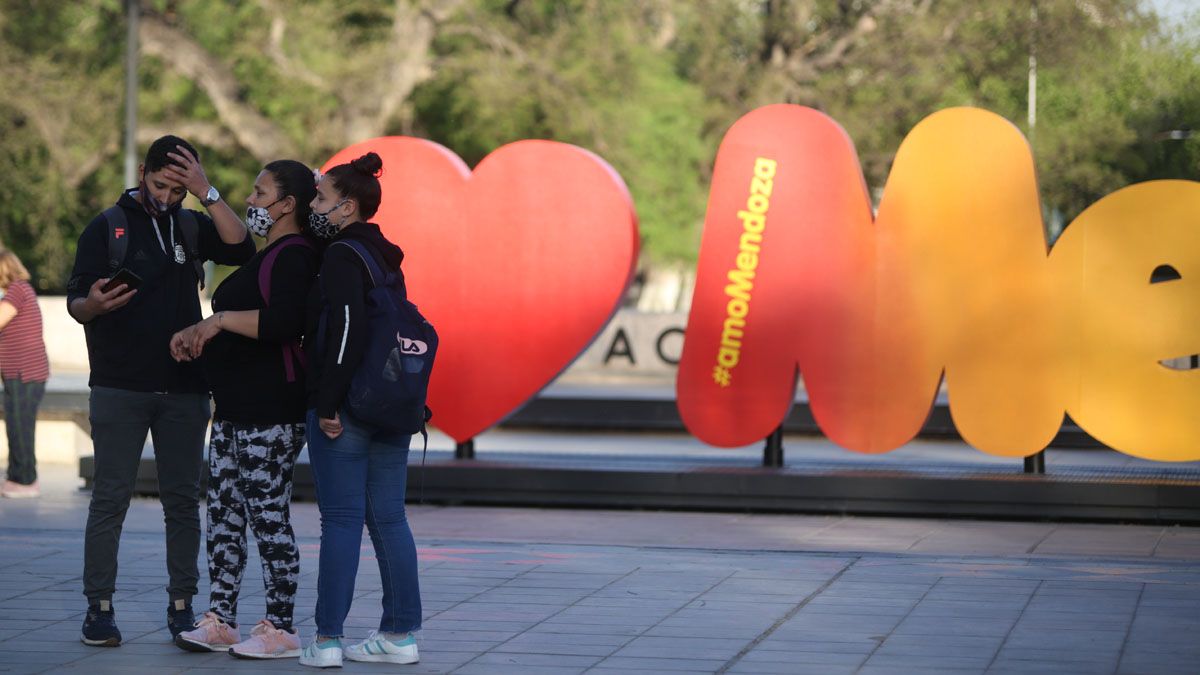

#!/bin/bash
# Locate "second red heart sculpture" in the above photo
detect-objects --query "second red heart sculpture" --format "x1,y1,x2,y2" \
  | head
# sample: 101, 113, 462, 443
323, 138, 639, 442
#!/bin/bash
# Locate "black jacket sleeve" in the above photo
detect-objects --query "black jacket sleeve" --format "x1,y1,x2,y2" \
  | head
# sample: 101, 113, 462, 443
258, 245, 319, 343
65, 215, 109, 322
316, 243, 369, 419
197, 211, 256, 266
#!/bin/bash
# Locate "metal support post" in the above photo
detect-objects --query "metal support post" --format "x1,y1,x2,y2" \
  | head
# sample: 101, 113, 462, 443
123, 0, 139, 188
1023, 450, 1045, 474
763, 426, 784, 468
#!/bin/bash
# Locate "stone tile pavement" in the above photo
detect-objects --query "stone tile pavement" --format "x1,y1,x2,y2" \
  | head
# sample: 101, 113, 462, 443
0, 464, 1197, 674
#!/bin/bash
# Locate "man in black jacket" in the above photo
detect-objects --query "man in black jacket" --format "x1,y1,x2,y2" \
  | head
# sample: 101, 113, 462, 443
66, 135, 256, 647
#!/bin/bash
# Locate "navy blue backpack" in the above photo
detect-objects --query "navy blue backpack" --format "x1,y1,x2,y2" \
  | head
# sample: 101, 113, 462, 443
325, 239, 438, 436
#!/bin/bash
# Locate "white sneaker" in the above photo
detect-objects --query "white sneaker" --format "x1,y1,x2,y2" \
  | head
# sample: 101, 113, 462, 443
345, 630, 419, 664
299, 637, 343, 668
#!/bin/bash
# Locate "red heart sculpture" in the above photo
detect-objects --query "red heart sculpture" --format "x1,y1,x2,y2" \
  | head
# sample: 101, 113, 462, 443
323, 138, 638, 442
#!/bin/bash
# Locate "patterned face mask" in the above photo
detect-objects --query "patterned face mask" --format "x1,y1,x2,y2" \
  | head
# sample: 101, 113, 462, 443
139, 180, 183, 219
308, 199, 346, 239
244, 199, 282, 237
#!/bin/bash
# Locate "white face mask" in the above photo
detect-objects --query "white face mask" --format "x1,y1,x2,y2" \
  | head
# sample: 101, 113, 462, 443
244, 198, 283, 237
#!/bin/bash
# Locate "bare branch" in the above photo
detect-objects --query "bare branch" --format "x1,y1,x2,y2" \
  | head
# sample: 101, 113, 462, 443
812, 14, 878, 69
425, 0, 468, 23
437, 21, 582, 98
256, 0, 329, 92
140, 12, 288, 161
62, 137, 119, 189
338, 0, 465, 142
651, 1, 676, 50
0, 55, 118, 190
372, 1, 437, 137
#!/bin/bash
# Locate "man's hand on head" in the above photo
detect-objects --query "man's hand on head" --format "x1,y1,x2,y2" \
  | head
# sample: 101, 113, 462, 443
163, 145, 212, 202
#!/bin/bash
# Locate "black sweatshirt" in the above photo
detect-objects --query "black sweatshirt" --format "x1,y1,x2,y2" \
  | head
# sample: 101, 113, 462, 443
204, 234, 320, 424
66, 190, 256, 393
305, 222, 405, 420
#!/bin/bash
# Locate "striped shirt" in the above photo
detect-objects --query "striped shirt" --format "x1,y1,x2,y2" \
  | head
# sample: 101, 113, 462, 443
0, 280, 50, 382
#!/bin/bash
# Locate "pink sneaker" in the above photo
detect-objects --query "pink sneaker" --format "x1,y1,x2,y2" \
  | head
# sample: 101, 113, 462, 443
1, 480, 39, 499
174, 612, 239, 652
229, 619, 302, 659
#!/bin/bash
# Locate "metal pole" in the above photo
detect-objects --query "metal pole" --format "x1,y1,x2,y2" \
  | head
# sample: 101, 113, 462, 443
1027, 1, 1037, 138
123, 0, 139, 188
1024, 451, 1045, 474
455, 438, 475, 460
762, 426, 783, 468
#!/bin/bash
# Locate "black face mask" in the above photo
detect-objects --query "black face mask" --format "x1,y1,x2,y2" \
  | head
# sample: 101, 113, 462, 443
139, 179, 184, 219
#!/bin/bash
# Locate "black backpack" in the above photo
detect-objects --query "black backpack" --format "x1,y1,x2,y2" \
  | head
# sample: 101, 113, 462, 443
322, 239, 438, 435
102, 206, 206, 289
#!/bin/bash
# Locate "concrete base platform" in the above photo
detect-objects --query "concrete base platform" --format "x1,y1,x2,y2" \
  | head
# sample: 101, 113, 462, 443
55, 372, 1200, 524
79, 431, 1200, 524
404, 458, 1200, 523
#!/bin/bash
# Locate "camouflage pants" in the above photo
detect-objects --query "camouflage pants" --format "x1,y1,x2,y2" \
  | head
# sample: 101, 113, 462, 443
206, 420, 304, 629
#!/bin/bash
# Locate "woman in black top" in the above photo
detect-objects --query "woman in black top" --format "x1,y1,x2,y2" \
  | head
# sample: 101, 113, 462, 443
297, 153, 422, 668
167, 160, 319, 659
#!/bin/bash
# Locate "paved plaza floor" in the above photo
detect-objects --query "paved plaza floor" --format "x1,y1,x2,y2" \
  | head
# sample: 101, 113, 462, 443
0, 464, 1197, 674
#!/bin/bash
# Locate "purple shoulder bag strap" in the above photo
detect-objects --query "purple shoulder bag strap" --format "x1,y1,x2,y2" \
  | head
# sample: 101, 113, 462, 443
258, 236, 315, 383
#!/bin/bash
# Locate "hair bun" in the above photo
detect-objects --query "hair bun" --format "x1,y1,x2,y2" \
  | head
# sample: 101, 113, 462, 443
351, 152, 383, 178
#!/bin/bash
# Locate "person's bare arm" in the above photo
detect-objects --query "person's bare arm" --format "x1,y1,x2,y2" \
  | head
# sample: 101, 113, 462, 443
0, 301, 16, 332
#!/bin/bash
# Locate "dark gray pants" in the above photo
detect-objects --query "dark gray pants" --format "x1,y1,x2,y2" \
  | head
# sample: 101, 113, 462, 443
3, 378, 45, 485
83, 386, 210, 603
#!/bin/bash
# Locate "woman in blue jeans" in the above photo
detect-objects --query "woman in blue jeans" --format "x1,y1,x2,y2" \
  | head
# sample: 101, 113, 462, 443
300, 152, 421, 668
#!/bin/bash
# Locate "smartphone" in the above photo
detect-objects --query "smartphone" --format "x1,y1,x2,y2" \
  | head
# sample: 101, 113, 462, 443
101, 268, 143, 294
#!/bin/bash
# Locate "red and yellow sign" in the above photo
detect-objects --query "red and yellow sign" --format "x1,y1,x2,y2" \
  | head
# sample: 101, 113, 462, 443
678, 105, 1200, 462
324, 138, 638, 443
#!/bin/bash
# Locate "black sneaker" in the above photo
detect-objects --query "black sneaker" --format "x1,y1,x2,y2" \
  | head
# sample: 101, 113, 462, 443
167, 599, 195, 638
81, 601, 122, 647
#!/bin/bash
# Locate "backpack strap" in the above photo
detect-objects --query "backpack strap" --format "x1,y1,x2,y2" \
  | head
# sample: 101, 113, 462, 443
258, 236, 315, 383
330, 238, 410, 301
103, 205, 206, 287
175, 209, 206, 290
102, 206, 129, 276
416, 406, 432, 504
330, 239, 387, 289
259, 236, 315, 303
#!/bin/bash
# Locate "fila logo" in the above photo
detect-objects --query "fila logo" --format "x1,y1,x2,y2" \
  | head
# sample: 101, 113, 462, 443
397, 334, 428, 355
114, 227, 125, 239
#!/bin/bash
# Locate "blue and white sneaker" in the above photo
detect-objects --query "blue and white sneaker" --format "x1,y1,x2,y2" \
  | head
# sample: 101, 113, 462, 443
299, 637, 343, 668
345, 631, 419, 664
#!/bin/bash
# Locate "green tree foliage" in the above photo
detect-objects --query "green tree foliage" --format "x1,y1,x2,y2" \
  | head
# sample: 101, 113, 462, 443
412, 0, 709, 262
0, 0, 1196, 290
676, 0, 1200, 225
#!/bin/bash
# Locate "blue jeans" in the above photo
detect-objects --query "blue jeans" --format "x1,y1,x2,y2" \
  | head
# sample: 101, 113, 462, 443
306, 409, 421, 637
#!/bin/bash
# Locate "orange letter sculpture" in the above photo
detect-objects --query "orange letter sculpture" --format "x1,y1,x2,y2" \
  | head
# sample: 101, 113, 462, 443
678, 104, 1200, 462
